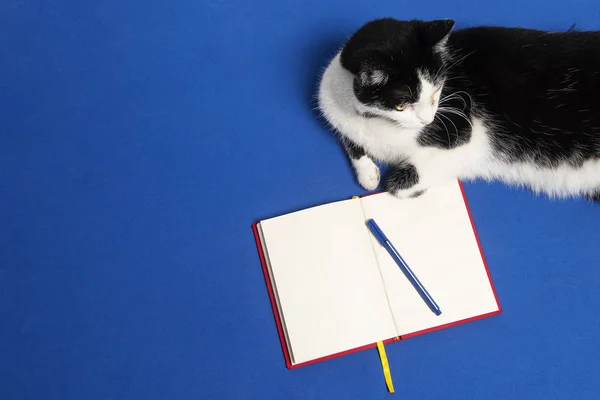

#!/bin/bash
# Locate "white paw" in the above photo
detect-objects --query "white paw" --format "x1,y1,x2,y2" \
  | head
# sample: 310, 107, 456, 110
354, 156, 380, 190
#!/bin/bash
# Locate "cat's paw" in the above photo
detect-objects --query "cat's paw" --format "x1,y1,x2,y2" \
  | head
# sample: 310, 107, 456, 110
390, 187, 427, 199
354, 157, 380, 190
384, 163, 423, 198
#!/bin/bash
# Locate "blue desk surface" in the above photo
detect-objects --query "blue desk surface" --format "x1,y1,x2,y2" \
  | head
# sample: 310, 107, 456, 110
2, 1, 600, 399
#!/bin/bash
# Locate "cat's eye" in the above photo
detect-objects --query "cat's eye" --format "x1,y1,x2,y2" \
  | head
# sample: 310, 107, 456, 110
395, 104, 406, 111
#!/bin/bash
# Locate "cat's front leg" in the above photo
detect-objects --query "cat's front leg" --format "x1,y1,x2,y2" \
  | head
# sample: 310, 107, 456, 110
341, 136, 380, 190
384, 162, 427, 198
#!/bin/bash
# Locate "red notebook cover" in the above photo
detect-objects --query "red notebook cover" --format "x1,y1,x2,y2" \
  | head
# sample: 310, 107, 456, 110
252, 181, 502, 369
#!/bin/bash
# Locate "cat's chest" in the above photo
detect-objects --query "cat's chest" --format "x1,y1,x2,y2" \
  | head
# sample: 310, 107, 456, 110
351, 118, 421, 162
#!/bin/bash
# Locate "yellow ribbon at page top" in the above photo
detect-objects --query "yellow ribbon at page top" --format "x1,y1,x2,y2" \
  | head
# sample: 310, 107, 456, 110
377, 341, 395, 393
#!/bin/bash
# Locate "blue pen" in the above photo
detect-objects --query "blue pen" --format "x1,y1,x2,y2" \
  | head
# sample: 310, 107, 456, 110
367, 219, 442, 316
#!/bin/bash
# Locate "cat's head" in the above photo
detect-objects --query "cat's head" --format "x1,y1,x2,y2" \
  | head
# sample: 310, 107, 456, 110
340, 18, 454, 129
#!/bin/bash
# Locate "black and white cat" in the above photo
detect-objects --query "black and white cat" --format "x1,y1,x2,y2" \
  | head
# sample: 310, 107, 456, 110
317, 18, 600, 201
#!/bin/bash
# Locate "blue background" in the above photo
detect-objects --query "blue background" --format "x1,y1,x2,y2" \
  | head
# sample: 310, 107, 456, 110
2, 0, 600, 399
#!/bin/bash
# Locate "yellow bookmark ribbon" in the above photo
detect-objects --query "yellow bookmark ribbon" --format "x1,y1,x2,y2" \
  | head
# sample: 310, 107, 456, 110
376, 341, 395, 393
357, 194, 394, 393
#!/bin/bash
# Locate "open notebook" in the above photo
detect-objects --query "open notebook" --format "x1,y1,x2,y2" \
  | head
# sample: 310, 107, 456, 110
252, 180, 501, 369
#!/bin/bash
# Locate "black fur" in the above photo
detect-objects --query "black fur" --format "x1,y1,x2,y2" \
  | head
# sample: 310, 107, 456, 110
587, 190, 600, 202
340, 136, 366, 159
449, 26, 600, 168
385, 163, 419, 194
410, 189, 426, 198
339, 18, 600, 199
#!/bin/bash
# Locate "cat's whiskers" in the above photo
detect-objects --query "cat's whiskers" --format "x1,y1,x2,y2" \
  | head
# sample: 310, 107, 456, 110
450, 90, 474, 107
439, 95, 467, 108
437, 106, 474, 130
439, 106, 472, 123
443, 75, 467, 82
438, 112, 459, 135
440, 91, 473, 109
438, 114, 456, 145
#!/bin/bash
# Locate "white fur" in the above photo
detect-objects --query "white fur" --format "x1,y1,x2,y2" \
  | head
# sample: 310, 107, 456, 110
415, 71, 440, 125
318, 52, 600, 199
353, 155, 380, 190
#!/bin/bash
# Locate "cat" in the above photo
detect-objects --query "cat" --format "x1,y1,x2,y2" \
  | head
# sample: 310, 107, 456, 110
317, 18, 600, 202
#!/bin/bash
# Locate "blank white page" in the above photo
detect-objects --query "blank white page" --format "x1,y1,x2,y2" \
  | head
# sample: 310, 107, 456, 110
360, 180, 499, 336
259, 199, 397, 365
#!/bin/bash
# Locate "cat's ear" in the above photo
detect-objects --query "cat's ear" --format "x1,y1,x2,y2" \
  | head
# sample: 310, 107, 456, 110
355, 49, 389, 86
422, 19, 455, 48
358, 69, 388, 86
